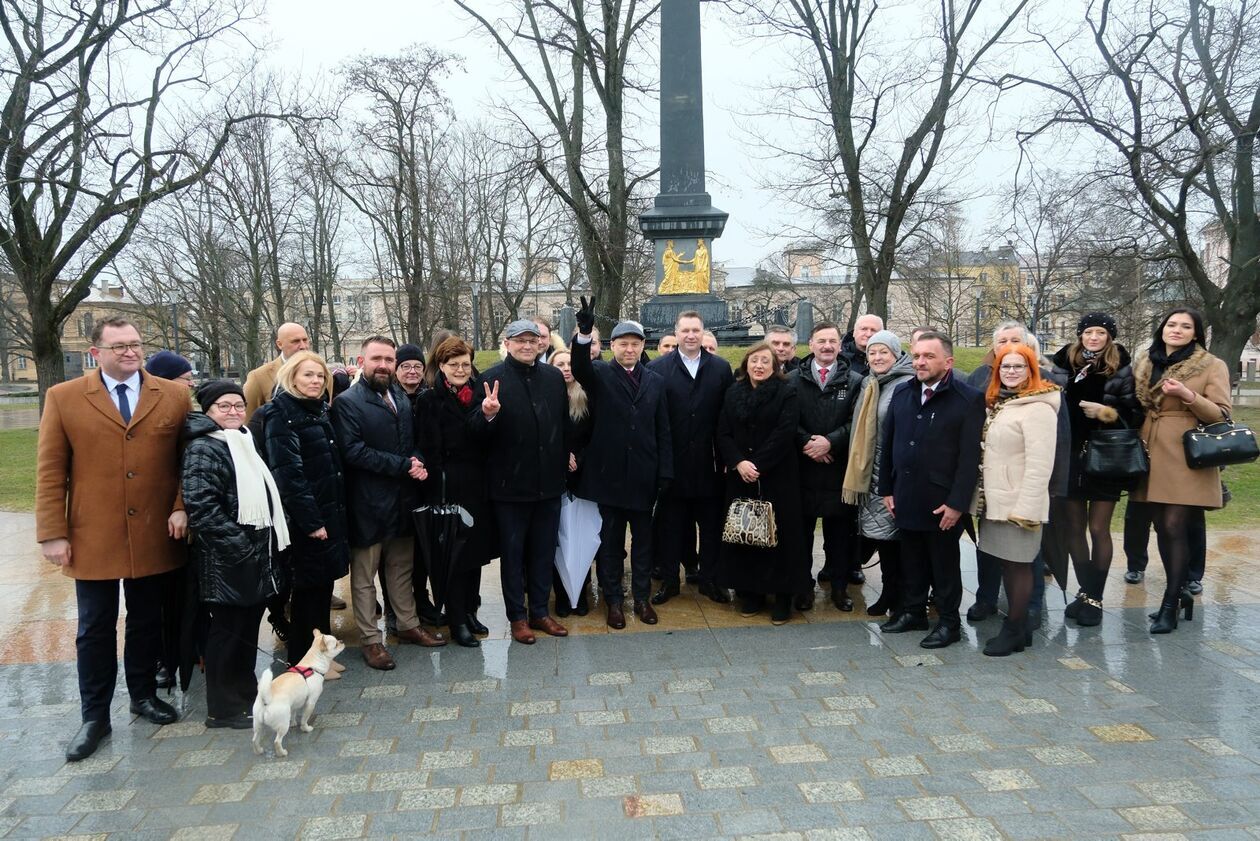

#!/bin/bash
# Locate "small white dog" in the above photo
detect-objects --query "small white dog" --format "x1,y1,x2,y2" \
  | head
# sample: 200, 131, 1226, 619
252, 630, 345, 757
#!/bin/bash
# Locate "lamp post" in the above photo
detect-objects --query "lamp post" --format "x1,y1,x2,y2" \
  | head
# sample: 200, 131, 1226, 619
973, 285, 983, 348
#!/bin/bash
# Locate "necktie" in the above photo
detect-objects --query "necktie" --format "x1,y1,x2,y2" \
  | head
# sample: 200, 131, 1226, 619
115, 383, 131, 424
923, 386, 934, 404
818, 366, 828, 386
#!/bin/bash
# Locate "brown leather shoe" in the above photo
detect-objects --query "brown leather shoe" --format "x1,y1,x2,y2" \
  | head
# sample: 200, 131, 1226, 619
397, 626, 447, 647
634, 601, 658, 625
528, 615, 569, 637
606, 603, 626, 630
361, 642, 395, 670
510, 619, 536, 645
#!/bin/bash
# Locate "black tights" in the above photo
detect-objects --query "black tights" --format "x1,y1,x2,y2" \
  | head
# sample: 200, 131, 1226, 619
1055, 498, 1116, 599
1151, 503, 1194, 602
1000, 560, 1033, 624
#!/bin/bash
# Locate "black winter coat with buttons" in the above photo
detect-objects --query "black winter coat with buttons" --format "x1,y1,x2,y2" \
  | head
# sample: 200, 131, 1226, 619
181, 413, 285, 606
647, 349, 734, 500
331, 379, 422, 547
263, 391, 351, 589
477, 355, 571, 502
570, 341, 673, 511
789, 353, 862, 517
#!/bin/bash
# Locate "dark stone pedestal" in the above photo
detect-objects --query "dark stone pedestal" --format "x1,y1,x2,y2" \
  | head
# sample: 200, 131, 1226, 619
639, 294, 754, 345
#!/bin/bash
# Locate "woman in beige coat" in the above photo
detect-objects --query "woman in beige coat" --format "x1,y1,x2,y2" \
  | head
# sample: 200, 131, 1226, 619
1131, 308, 1231, 633
973, 344, 1061, 656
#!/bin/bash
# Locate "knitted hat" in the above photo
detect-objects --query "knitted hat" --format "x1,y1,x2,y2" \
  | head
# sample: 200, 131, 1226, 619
144, 350, 192, 380
1076, 312, 1118, 338
396, 343, 424, 364
195, 379, 246, 413
866, 329, 903, 357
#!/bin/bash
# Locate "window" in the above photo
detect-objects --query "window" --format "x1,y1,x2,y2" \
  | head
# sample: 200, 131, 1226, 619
15, 356, 26, 371
83, 352, 97, 369
332, 294, 341, 306
80, 312, 94, 339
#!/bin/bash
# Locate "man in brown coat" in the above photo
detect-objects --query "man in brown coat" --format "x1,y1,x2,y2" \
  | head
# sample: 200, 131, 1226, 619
37, 317, 191, 761
243, 322, 311, 421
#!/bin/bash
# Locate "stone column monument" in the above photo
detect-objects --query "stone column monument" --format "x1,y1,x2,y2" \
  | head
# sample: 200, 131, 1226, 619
638, 0, 746, 342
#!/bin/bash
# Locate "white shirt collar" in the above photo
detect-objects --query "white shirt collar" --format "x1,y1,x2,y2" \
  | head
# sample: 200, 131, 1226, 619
101, 369, 141, 394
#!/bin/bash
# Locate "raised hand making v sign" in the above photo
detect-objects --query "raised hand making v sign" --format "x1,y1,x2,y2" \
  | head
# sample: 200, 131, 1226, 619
576, 295, 597, 336
481, 380, 501, 419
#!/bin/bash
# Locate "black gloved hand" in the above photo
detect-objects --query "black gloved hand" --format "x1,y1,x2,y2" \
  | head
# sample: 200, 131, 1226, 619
576, 295, 597, 335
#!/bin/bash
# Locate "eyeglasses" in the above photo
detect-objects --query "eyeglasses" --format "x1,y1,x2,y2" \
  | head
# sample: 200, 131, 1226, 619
102, 342, 143, 354
211, 402, 247, 413
397, 363, 424, 372
442, 361, 472, 370
998, 364, 1028, 372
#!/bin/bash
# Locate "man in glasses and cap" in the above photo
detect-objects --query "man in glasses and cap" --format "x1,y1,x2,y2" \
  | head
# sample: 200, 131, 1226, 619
478, 318, 572, 644
570, 299, 673, 629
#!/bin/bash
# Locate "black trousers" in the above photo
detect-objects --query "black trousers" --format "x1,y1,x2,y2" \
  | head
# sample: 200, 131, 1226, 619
205, 602, 265, 719
75, 575, 164, 722
446, 567, 482, 627
596, 505, 655, 605
1124, 500, 1207, 581
657, 495, 722, 586
494, 498, 560, 622
899, 526, 964, 626
805, 505, 857, 580
288, 580, 333, 665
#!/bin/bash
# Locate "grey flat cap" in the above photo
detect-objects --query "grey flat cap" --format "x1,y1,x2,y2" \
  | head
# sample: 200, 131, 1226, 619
504, 319, 541, 339
610, 320, 646, 340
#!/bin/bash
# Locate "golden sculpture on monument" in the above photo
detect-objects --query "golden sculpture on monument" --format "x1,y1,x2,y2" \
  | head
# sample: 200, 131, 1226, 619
657, 238, 711, 295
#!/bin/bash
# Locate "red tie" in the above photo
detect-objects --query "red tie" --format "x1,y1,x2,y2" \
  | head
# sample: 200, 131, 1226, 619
923, 386, 934, 404
818, 367, 828, 385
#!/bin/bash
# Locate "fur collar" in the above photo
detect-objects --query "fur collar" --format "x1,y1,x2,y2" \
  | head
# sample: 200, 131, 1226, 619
1133, 345, 1212, 412
994, 384, 1061, 411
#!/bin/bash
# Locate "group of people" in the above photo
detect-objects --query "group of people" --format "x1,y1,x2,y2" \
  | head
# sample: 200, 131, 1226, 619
36, 303, 1231, 762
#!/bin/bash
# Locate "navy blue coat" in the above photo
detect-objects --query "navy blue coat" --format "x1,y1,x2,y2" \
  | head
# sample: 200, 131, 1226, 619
876, 371, 985, 532
646, 349, 733, 499
571, 341, 673, 511
478, 355, 570, 503
331, 379, 421, 548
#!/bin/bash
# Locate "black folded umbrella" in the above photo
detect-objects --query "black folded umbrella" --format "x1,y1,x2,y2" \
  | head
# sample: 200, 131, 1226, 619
1040, 520, 1071, 599
412, 503, 473, 612
159, 564, 206, 693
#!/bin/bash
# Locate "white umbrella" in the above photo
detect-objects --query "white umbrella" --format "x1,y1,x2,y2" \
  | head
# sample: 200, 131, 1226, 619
554, 493, 601, 609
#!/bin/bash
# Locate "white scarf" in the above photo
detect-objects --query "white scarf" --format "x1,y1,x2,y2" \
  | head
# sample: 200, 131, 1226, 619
208, 428, 291, 552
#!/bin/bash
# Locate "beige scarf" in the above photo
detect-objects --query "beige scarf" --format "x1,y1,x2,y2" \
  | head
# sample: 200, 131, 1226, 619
842, 375, 881, 505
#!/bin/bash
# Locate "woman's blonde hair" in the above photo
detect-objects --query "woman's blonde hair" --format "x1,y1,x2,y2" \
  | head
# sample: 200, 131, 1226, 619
549, 349, 589, 421
276, 350, 332, 401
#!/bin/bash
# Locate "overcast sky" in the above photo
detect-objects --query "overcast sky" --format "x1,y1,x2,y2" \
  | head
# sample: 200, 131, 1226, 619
265, 1, 1051, 269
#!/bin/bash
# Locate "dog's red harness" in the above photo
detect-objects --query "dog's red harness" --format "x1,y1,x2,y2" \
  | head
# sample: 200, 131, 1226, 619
286, 665, 316, 679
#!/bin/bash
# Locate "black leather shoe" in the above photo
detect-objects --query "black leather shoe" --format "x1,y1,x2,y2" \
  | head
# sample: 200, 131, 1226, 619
466, 613, 489, 636
684, 571, 700, 585
919, 624, 961, 649
816, 570, 833, 584
66, 720, 111, 762
831, 589, 854, 612
966, 600, 996, 622
204, 713, 253, 730
651, 581, 680, 606
129, 696, 179, 725
698, 582, 731, 604
452, 623, 481, 648
880, 613, 929, 633
155, 663, 174, 691
554, 599, 572, 618
795, 593, 815, 611
848, 569, 866, 585
574, 595, 590, 616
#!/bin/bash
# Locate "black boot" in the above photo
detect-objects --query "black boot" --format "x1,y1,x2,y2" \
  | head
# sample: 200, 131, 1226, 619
771, 594, 792, 625
1150, 590, 1193, 634
451, 623, 480, 648
1064, 590, 1086, 620
983, 618, 1028, 657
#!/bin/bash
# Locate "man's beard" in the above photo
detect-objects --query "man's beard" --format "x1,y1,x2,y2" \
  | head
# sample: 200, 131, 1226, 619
366, 370, 391, 393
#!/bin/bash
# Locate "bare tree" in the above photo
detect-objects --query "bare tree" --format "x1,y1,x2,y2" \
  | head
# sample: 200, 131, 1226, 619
897, 207, 979, 342
732, 0, 1032, 322
454, 0, 660, 333
1003, 0, 1260, 376
0, 0, 298, 403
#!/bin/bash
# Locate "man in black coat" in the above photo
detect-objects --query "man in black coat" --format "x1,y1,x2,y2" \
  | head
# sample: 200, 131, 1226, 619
877, 331, 985, 649
790, 322, 861, 611
645, 310, 733, 605
840, 313, 884, 378
571, 300, 673, 628
478, 319, 571, 645
332, 336, 445, 671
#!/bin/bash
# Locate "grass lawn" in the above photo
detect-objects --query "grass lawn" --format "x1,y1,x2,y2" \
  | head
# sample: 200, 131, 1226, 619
0, 428, 36, 512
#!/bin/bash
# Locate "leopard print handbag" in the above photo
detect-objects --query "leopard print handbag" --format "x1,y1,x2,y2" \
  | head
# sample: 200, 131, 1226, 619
722, 490, 778, 549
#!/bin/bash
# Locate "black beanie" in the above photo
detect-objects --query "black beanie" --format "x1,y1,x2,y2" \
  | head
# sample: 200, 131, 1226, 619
196, 379, 246, 413
396, 343, 424, 365
1076, 312, 1118, 338
144, 350, 192, 380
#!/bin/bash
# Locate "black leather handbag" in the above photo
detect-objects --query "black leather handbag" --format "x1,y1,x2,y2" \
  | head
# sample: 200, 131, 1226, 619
1183, 412, 1260, 469
1083, 421, 1149, 488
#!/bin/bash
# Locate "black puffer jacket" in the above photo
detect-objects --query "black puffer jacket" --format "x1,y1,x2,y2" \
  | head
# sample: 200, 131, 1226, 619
840, 332, 869, 377
264, 391, 351, 589
181, 413, 284, 606
1050, 343, 1140, 445
331, 379, 421, 547
789, 353, 862, 516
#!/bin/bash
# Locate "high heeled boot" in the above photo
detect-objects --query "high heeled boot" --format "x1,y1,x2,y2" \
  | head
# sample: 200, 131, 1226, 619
983, 618, 1028, 657
1150, 589, 1193, 633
